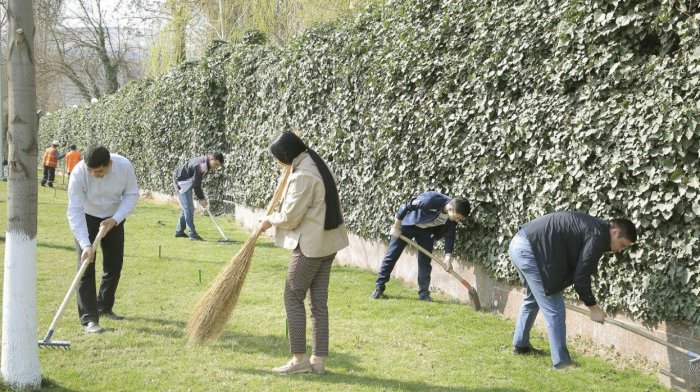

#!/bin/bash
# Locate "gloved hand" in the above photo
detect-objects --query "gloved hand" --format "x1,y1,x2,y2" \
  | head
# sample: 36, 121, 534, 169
389, 221, 402, 238
444, 254, 453, 272
587, 304, 607, 324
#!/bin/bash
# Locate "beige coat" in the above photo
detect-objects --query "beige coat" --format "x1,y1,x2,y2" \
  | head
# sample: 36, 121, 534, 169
269, 152, 349, 258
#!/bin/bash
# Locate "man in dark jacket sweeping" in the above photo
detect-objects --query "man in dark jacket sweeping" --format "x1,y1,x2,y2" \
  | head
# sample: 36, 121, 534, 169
509, 211, 637, 368
370, 191, 470, 301
172, 153, 224, 240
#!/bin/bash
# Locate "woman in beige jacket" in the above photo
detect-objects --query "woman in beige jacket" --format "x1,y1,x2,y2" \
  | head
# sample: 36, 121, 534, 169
261, 131, 349, 375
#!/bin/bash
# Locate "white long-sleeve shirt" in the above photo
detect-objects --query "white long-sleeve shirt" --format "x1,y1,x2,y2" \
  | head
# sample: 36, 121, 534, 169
67, 154, 139, 248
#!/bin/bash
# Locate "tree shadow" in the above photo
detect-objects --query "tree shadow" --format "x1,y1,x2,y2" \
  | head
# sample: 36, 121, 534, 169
37, 241, 77, 252
40, 376, 80, 392
127, 316, 187, 339
233, 366, 526, 392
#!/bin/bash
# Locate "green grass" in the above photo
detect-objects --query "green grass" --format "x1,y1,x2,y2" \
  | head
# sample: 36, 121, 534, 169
0, 181, 665, 391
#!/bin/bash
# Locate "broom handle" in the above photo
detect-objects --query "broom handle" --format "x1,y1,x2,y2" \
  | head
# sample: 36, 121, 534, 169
45, 227, 107, 334
565, 304, 700, 361
398, 234, 475, 290
255, 166, 292, 236
264, 166, 292, 215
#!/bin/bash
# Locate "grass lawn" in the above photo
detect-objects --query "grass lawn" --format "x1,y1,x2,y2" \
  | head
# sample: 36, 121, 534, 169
0, 180, 665, 391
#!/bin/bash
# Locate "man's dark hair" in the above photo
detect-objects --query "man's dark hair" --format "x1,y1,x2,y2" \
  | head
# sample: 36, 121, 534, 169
83, 145, 111, 168
70, 144, 77, 150
211, 152, 225, 165
610, 218, 637, 242
450, 198, 471, 217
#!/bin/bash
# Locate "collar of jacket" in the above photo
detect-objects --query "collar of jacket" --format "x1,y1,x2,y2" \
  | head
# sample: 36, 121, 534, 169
291, 151, 309, 170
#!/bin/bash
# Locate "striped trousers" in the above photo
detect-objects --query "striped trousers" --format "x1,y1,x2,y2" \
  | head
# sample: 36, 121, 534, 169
285, 247, 336, 356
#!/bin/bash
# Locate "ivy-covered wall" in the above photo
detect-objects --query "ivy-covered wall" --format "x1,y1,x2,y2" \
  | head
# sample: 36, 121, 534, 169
40, 0, 700, 328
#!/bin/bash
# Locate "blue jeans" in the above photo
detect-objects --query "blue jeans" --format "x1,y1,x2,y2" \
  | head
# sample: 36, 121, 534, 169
509, 230, 570, 368
375, 225, 434, 299
176, 188, 198, 237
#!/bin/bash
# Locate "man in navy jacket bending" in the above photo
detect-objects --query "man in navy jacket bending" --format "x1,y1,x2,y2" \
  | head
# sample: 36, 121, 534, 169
370, 191, 470, 301
509, 211, 636, 369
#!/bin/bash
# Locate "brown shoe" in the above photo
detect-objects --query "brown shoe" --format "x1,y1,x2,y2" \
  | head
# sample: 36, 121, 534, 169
272, 358, 312, 375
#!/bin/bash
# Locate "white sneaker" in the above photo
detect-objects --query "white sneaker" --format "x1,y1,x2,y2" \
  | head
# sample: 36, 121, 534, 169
83, 321, 103, 334
272, 358, 312, 375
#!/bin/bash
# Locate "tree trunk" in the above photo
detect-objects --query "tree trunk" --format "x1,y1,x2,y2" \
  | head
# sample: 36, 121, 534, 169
95, 25, 119, 95
1, 0, 42, 390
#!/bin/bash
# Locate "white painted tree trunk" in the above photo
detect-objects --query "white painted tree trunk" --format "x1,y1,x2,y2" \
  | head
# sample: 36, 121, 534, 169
1, 0, 42, 390
2, 235, 40, 389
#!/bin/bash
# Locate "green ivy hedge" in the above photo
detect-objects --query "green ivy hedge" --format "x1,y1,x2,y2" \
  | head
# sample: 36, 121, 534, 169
40, 0, 700, 328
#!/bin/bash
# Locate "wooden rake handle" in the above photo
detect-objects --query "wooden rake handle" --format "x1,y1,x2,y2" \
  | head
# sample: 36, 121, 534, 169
45, 226, 108, 333
565, 304, 700, 362
205, 206, 228, 241
398, 234, 475, 290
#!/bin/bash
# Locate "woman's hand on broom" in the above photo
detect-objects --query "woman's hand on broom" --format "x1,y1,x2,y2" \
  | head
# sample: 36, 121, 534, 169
260, 217, 273, 231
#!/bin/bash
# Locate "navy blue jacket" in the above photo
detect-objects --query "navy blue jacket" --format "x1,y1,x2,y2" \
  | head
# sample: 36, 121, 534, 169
521, 211, 611, 306
395, 191, 457, 253
173, 156, 210, 200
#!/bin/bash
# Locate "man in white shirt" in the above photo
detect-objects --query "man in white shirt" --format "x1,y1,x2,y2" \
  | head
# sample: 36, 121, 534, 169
67, 145, 139, 333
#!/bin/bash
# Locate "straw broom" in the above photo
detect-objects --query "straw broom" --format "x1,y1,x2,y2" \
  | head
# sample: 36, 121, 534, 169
186, 166, 291, 344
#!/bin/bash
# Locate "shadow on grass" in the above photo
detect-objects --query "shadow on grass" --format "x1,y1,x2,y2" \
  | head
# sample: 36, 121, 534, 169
40, 377, 80, 392
215, 332, 290, 354
38, 241, 77, 252
234, 366, 526, 392
0, 237, 76, 254
128, 316, 186, 339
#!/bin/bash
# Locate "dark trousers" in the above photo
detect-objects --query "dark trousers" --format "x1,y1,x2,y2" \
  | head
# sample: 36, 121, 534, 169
75, 214, 125, 325
41, 166, 56, 185
375, 225, 434, 299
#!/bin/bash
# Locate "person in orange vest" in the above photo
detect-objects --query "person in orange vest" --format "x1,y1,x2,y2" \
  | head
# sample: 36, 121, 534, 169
41, 140, 65, 187
65, 144, 81, 179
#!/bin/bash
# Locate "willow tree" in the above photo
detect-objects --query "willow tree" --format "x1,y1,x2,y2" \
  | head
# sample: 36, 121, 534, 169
1, 0, 42, 390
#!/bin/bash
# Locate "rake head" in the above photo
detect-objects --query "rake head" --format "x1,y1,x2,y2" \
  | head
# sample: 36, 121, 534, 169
217, 239, 236, 244
38, 330, 71, 350
38, 339, 71, 350
689, 352, 700, 364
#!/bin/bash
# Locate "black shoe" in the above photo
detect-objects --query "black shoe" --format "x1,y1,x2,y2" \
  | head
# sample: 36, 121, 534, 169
99, 311, 125, 320
190, 234, 204, 241
513, 346, 545, 356
174, 232, 187, 238
40, 182, 46, 187
48, 182, 53, 188
369, 289, 385, 299
419, 296, 433, 302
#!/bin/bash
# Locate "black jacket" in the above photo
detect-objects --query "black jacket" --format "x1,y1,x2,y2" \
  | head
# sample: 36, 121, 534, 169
521, 211, 610, 306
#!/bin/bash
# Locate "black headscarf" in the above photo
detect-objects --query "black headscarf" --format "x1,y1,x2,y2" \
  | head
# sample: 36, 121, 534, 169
269, 131, 343, 230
